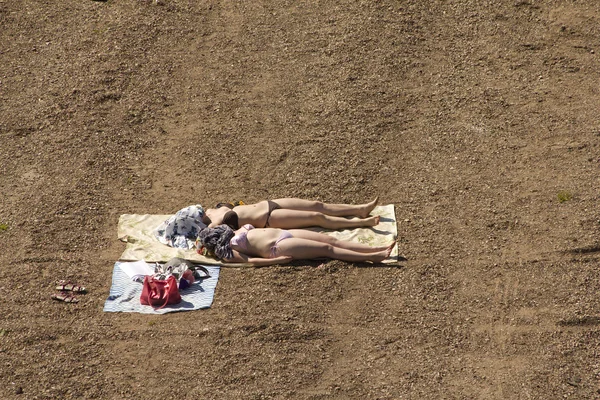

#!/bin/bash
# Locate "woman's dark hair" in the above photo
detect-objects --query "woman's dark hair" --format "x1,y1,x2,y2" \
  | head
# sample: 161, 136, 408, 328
197, 225, 234, 260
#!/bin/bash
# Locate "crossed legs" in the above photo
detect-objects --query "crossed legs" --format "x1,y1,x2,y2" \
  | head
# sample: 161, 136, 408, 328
274, 229, 396, 263
266, 209, 380, 229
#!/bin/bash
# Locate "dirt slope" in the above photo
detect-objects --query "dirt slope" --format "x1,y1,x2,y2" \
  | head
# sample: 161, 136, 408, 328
1, 0, 599, 398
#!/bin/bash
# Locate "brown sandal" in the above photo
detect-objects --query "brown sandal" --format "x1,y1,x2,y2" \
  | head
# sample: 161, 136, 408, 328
56, 280, 86, 293
51, 292, 79, 303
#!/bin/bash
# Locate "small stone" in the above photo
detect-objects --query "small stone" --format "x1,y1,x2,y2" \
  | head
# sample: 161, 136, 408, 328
15, 387, 23, 395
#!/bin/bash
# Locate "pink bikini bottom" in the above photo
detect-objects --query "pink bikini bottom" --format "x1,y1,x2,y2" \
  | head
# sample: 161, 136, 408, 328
270, 230, 293, 257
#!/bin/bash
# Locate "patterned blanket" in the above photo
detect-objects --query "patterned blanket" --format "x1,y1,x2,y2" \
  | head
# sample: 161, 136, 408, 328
103, 262, 220, 314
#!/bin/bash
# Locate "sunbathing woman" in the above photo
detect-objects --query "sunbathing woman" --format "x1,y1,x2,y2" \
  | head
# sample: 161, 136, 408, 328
201, 197, 380, 231
196, 224, 396, 266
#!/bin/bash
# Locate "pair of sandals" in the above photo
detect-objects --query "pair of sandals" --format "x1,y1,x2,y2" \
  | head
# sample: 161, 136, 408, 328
51, 280, 87, 303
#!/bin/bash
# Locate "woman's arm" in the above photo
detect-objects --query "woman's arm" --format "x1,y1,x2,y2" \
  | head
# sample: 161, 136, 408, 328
247, 255, 293, 266
225, 250, 292, 266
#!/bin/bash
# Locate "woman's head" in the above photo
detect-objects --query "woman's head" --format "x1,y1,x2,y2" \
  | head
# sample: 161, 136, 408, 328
201, 213, 212, 225
202, 206, 231, 226
197, 225, 235, 260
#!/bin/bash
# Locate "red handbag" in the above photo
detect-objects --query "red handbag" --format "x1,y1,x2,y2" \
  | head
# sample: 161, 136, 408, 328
140, 275, 182, 309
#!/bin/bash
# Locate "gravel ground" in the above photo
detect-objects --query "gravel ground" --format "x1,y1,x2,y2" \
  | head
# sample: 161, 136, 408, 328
1, 1, 600, 399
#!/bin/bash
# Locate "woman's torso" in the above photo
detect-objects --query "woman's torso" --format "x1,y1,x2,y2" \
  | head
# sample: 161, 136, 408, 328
230, 226, 284, 258
232, 201, 271, 228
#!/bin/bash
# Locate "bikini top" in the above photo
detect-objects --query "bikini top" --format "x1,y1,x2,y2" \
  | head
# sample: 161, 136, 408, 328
230, 224, 254, 251
222, 210, 240, 230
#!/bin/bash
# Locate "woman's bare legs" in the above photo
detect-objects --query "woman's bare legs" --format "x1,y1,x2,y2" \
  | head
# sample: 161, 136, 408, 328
267, 209, 379, 229
272, 197, 378, 218
288, 229, 394, 253
275, 238, 394, 263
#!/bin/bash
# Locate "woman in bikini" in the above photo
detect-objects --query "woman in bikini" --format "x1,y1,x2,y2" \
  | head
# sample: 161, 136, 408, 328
196, 224, 396, 266
201, 197, 381, 231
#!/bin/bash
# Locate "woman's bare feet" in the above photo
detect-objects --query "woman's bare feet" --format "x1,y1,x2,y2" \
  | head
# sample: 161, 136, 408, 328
357, 197, 379, 218
386, 241, 396, 257
371, 241, 396, 263
364, 215, 380, 227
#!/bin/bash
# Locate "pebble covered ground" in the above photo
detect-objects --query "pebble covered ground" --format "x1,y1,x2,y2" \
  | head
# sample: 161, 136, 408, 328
1, 0, 600, 398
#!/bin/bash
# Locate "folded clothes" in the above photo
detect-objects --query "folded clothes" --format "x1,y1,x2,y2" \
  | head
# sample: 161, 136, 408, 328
154, 204, 206, 249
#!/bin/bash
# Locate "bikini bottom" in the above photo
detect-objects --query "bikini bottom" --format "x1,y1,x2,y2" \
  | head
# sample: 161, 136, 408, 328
264, 200, 282, 227
270, 230, 293, 257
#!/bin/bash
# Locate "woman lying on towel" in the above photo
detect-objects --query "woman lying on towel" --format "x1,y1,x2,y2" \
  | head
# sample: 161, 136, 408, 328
196, 224, 396, 266
201, 197, 380, 231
